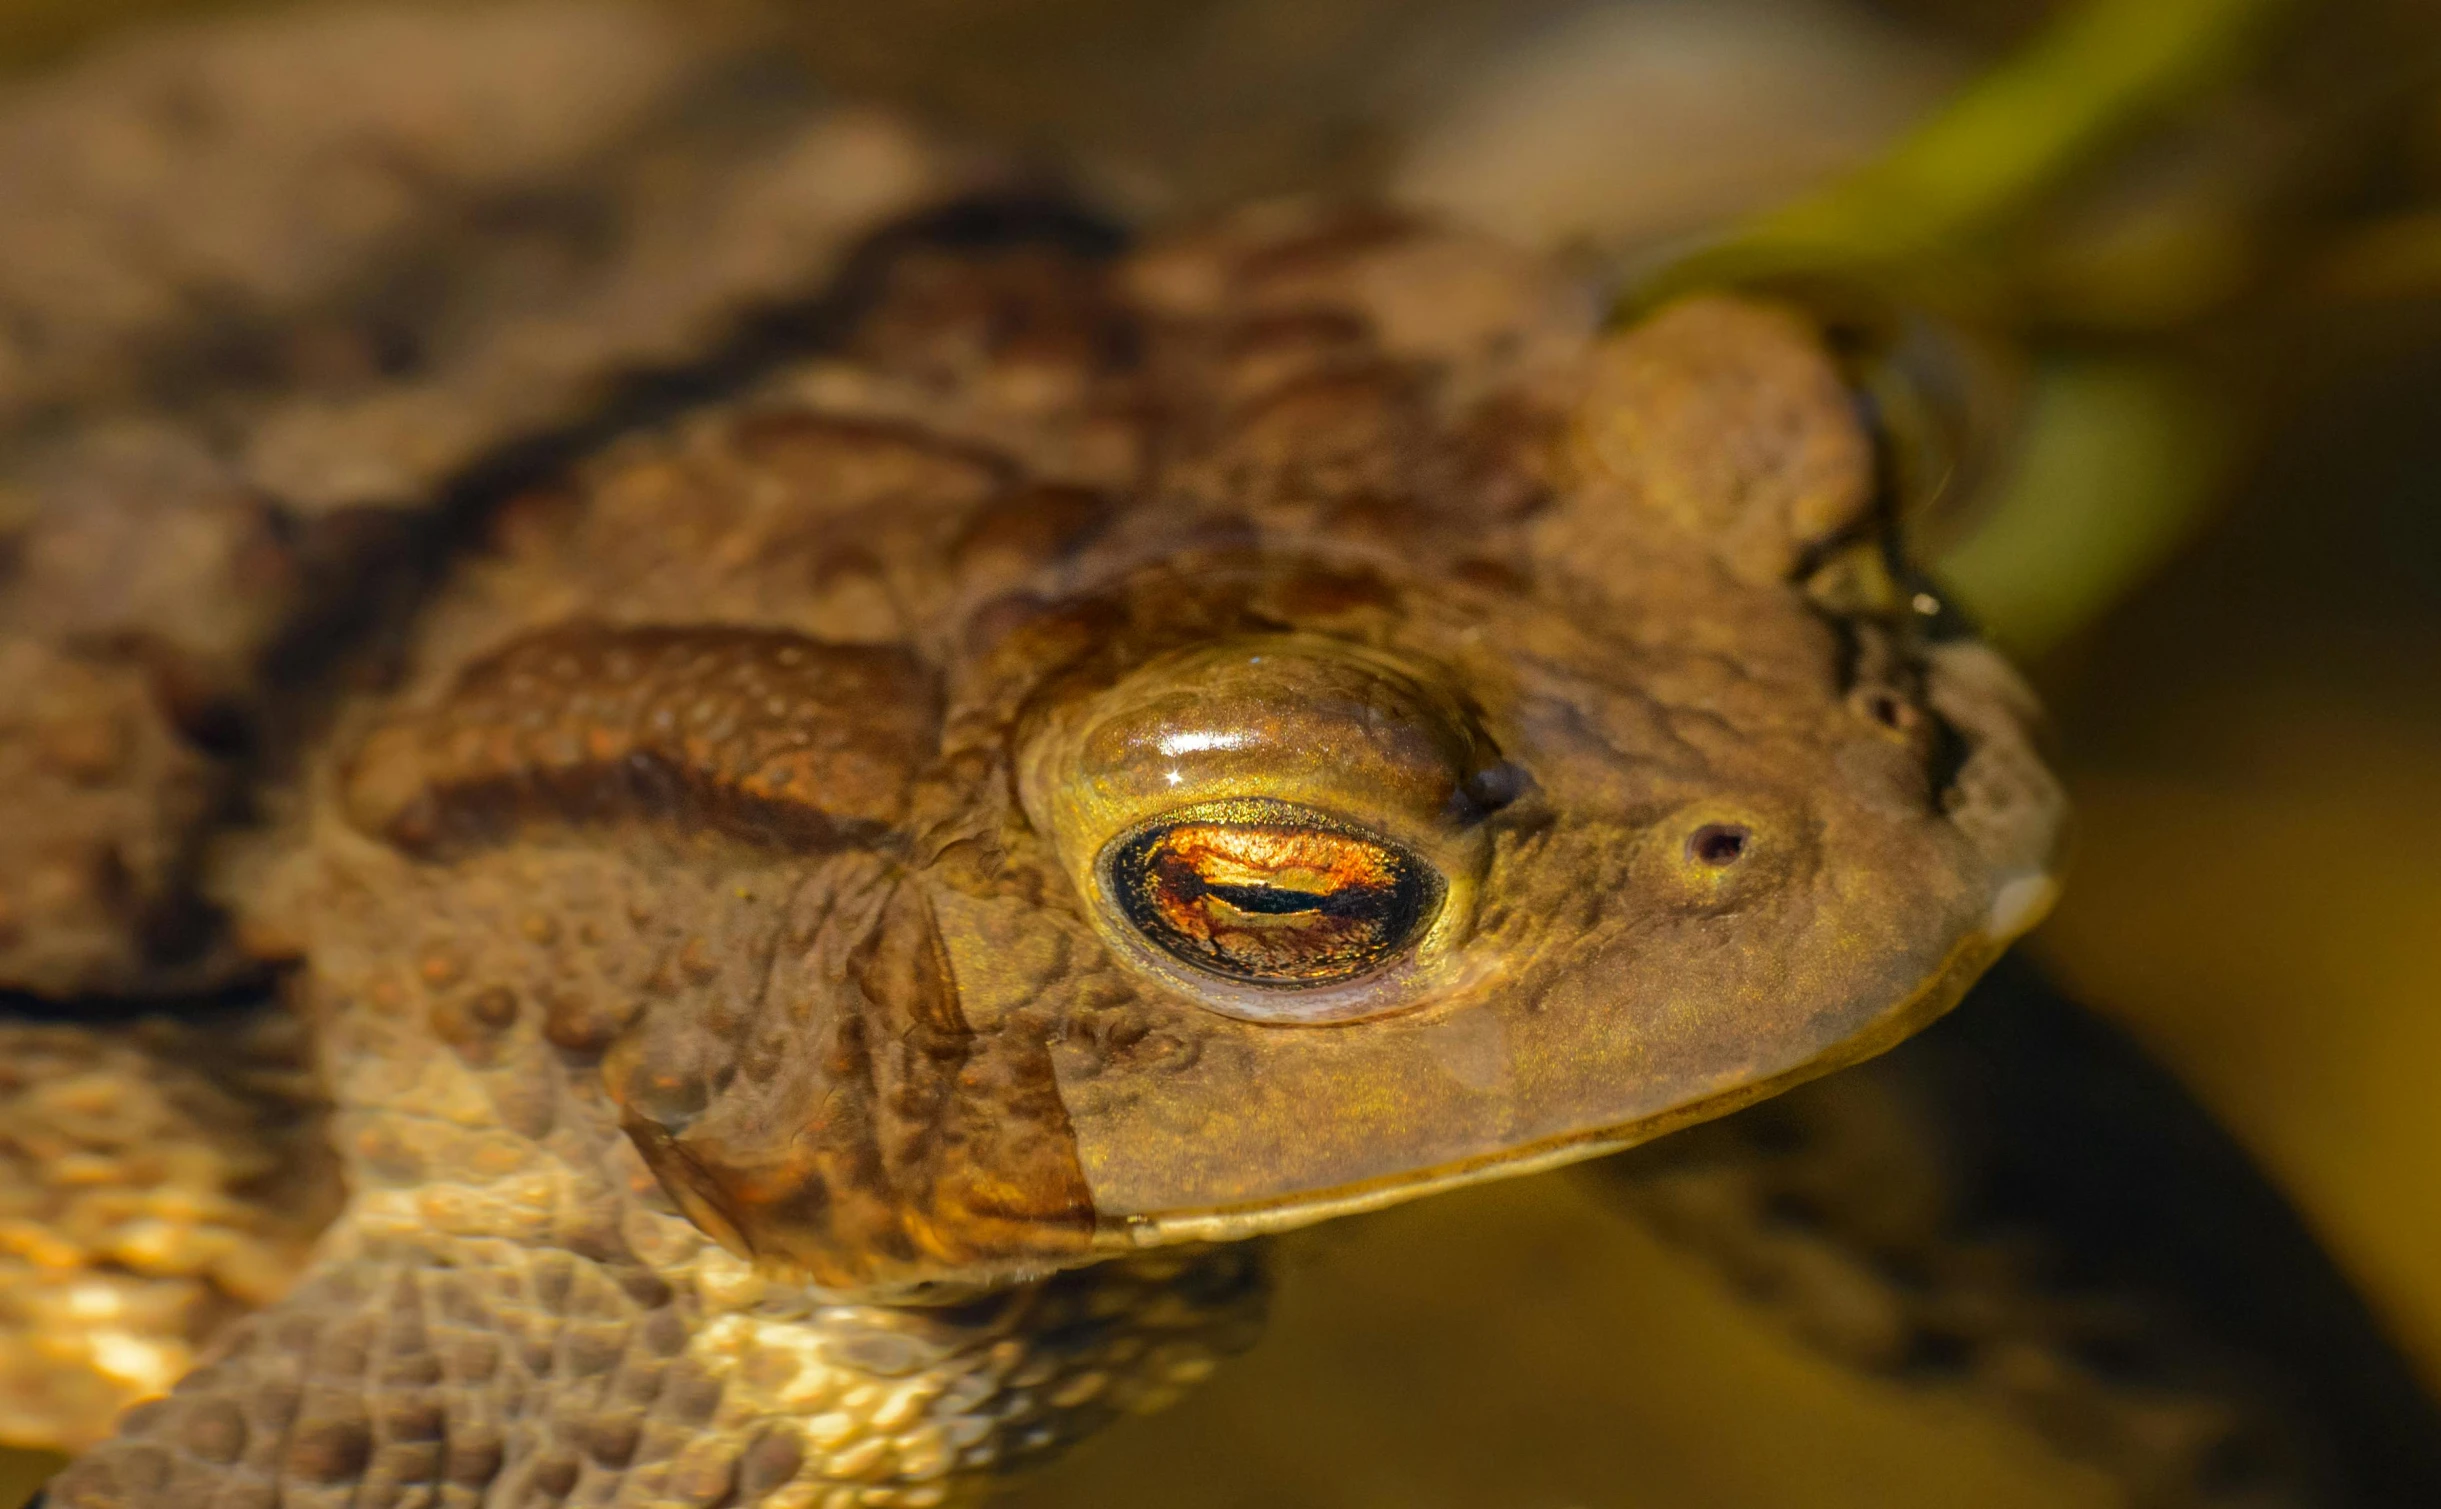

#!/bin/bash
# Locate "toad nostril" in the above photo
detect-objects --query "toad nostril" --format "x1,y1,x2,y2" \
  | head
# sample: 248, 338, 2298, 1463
1688, 824, 1750, 867
1859, 688, 1914, 731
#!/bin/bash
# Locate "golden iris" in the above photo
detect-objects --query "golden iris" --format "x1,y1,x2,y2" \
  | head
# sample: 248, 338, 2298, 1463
1105, 803, 1436, 985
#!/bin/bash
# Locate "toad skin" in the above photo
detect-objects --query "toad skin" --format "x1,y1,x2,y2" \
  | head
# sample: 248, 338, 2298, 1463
36, 197, 2062, 1509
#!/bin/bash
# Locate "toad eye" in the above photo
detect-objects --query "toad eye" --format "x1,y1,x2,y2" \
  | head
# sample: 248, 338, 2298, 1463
1104, 803, 1439, 986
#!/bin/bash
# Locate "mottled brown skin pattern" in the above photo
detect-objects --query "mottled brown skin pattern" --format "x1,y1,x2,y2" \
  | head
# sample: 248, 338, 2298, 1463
0, 1006, 337, 1450
0, 0, 973, 998
46, 202, 2064, 1506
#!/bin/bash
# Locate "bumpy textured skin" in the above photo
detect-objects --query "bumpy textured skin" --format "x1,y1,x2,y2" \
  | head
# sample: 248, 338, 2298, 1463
59, 1232, 1256, 1509
0, 0, 976, 996
0, 1005, 336, 1451
7, 10, 2437, 1508
34, 186, 2070, 1501
0, 641, 222, 998
11, 7, 2084, 1503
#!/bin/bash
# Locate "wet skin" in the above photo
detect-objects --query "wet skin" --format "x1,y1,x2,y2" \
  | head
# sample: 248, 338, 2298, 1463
41, 206, 2063, 1508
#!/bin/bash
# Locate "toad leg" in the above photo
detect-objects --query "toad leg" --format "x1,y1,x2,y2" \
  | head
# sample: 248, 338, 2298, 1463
1593, 958, 2441, 1509
42, 1221, 1260, 1509
0, 1001, 336, 1455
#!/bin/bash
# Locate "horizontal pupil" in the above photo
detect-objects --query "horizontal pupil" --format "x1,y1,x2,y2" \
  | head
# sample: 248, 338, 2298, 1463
1200, 882, 1344, 916
1109, 815, 1435, 985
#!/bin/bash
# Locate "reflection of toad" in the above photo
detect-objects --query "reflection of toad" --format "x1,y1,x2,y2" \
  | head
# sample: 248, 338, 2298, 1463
0, 8, 2139, 1506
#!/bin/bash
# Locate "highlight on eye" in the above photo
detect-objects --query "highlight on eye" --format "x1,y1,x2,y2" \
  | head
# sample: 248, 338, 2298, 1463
1103, 801, 1438, 987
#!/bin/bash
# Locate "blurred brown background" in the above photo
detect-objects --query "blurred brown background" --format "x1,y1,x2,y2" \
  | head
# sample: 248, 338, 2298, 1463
1, 1, 2436, 1504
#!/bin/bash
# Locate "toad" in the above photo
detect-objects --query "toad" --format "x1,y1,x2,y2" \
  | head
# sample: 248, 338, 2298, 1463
0, 8, 2075, 1507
